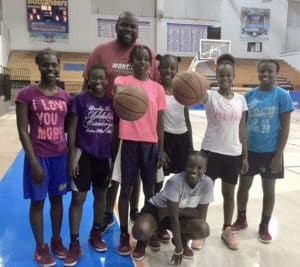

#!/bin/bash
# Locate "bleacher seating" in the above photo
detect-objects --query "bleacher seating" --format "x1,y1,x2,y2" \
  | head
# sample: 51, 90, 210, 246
9, 68, 30, 81
7, 50, 88, 95
206, 58, 300, 90
7, 52, 300, 96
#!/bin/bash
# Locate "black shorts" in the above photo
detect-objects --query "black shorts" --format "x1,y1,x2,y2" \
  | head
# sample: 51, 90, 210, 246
121, 140, 157, 187
202, 150, 242, 185
163, 131, 190, 176
72, 151, 110, 192
246, 150, 284, 179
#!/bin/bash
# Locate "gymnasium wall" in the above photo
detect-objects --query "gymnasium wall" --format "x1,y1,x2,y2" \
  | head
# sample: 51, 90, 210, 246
286, 0, 300, 53
222, 0, 288, 59
1, 0, 221, 63
3, 0, 93, 53
0, 22, 11, 66
1, 0, 300, 64
281, 52, 300, 72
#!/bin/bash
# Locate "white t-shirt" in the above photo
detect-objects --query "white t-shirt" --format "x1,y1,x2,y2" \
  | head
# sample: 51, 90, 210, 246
201, 90, 248, 156
149, 172, 214, 209
163, 95, 187, 134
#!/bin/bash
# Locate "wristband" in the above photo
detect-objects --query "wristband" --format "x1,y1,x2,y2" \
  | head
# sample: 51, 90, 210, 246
173, 249, 183, 255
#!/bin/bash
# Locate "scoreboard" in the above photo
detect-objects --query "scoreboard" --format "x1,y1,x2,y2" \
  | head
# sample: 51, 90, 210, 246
27, 0, 68, 33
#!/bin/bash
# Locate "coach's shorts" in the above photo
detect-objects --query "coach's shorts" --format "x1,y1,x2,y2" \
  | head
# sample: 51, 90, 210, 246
245, 150, 284, 179
71, 149, 110, 192
23, 153, 70, 201
202, 150, 242, 185
121, 140, 157, 187
163, 131, 190, 176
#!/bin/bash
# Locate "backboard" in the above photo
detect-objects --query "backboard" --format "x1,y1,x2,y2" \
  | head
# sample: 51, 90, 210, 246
188, 39, 231, 71
199, 39, 231, 61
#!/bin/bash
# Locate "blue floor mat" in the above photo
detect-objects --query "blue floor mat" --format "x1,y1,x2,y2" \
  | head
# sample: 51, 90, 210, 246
0, 150, 134, 267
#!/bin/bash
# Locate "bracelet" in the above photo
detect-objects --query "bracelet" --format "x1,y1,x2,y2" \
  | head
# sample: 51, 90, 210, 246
173, 249, 183, 255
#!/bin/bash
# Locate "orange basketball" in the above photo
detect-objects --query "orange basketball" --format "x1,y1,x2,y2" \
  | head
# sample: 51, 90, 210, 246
173, 71, 209, 106
132, 213, 157, 241
113, 85, 148, 121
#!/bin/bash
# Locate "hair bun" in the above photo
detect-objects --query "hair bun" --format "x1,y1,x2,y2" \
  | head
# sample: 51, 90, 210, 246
217, 53, 235, 65
156, 54, 162, 61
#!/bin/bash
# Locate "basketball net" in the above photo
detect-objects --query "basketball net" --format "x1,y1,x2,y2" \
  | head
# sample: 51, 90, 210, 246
212, 56, 218, 65
188, 55, 217, 72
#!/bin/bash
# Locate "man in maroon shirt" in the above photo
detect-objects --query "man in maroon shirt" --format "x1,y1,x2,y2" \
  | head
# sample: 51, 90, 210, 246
82, 11, 158, 96
82, 11, 159, 233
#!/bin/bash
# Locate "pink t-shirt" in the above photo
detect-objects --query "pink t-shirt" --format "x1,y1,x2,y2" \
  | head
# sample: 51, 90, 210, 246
16, 85, 71, 157
83, 40, 159, 97
114, 75, 166, 143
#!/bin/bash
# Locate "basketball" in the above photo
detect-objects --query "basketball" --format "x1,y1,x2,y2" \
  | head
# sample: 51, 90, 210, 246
173, 71, 209, 106
132, 213, 157, 241
113, 85, 148, 121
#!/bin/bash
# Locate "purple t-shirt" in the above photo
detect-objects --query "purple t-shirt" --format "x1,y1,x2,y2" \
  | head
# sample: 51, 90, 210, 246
16, 85, 71, 157
70, 91, 117, 159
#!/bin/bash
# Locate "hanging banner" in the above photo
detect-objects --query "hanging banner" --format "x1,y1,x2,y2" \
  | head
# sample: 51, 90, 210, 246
27, 0, 68, 43
167, 23, 207, 55
240, 7, 270, 41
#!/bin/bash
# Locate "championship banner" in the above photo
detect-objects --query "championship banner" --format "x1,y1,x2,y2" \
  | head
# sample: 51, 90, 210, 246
240, 7, 270, 41
27, 0, 68, 43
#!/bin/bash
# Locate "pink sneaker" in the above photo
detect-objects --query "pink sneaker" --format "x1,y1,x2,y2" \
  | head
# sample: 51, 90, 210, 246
34, 243, 56, 267
232, 217, 248, 233
191, 239, 205, 250
259, 224, 272, 244
221, 227, 239, 250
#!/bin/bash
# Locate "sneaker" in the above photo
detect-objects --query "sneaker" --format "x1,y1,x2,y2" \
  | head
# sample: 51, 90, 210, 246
232, 216, 248, 233
157, 228, 170, 243
34, 243, 56, 267
221, 227, 239, 250
118, 233, 131, 255
130, 208, 140, 222
89, 229, 108, 252
183, 244, 194, 259
149, 234, 161, 251
63, 241, 81, 267
100, 213, 115, 234
132, 240, 148, 261
259, 224, 272, 244
51, 236, 68, 259
191, 239, 205, 250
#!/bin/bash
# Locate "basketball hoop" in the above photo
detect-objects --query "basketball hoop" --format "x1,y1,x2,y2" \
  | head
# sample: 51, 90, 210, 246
188, 39, 231, 71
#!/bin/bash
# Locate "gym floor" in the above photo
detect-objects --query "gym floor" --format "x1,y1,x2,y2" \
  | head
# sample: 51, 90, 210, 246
1, 109, 300, 267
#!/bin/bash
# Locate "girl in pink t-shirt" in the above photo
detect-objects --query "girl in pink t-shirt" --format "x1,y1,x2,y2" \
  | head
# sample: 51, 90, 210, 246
16, 49, 70, 267
113, 45, 167, 256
